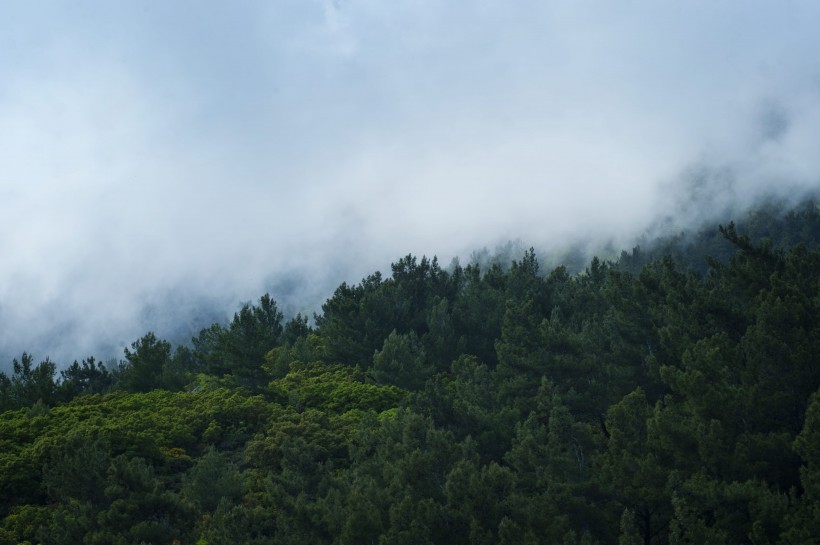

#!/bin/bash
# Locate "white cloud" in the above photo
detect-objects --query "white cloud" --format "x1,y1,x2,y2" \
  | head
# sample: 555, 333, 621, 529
1, 1, 820, 365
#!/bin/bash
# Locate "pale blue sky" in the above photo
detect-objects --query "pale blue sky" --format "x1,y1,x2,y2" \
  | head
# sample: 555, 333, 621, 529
2, 1, 820, 363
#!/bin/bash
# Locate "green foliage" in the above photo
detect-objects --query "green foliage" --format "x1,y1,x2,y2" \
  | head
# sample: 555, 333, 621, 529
58, 357, 114, 399
182, 447, 243, 512
43, 436, 110, 504
372, 330, 432, 390
219, 294, 284, 387
281, 312, 311, 346
0, 353, 58, 410
316, 255, 461, 368
191, 294, 284, 389
450, 263, 507, 367
271, 361, 405, 413
119, 333, 172, 393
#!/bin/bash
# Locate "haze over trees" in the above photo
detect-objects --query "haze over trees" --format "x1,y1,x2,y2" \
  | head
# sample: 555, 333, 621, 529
0, 196, 819, 544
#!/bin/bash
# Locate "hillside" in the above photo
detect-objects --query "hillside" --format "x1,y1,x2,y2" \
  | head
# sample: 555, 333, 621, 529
1, 196, 819, 544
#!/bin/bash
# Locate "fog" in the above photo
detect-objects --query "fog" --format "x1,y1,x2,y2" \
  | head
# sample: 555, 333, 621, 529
2, 1, 820, 366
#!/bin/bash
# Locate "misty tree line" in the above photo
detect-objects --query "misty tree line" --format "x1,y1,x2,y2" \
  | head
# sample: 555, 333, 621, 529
0, 197, 819, 544
0, 292, 297, 411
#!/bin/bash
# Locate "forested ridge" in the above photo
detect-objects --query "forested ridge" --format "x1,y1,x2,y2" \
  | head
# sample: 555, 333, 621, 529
1, 197, 819, 544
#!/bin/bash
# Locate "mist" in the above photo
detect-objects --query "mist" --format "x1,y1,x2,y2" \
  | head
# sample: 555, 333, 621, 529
2, 1, 820, 366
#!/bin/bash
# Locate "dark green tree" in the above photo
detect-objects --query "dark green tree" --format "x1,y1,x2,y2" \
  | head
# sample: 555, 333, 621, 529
182, 447, 243, 512
214, 293, 284, 387
58, 357, 113, 400
372, 330, 432, 391
119, 333, 172, 393
0, 353, 57, 409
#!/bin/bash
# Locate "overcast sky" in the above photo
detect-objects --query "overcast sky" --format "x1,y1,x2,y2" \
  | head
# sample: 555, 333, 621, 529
2, 1, 820, 365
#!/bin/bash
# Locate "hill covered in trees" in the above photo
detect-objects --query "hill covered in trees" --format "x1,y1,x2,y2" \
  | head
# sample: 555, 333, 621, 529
1, 196, 819, 544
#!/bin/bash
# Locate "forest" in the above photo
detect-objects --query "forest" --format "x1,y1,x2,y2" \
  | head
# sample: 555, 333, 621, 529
1, 196, 819, 545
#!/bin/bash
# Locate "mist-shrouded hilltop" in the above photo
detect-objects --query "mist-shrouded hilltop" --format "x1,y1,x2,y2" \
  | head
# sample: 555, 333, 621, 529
0, 186, 808, 370
2, 186, 819, 370
1, 192, 819, 544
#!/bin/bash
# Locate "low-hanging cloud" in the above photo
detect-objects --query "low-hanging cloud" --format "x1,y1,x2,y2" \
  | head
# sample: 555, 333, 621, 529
2, 0, 820, 366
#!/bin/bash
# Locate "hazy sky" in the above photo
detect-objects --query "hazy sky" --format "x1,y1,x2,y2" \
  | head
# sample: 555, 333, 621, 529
2, 1, 820, 365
